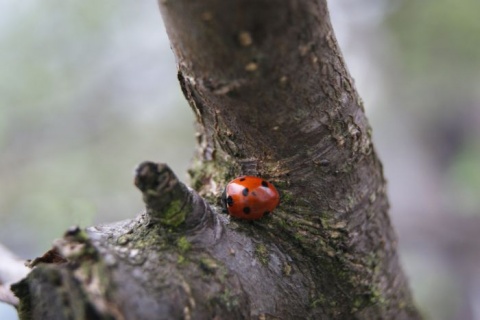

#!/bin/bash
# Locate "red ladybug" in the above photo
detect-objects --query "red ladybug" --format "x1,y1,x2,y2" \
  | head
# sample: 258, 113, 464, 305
222, 176, 280, 220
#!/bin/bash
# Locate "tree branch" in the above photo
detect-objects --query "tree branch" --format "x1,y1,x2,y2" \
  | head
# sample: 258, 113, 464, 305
11, 1, 421, 319
159, 0, 420, 318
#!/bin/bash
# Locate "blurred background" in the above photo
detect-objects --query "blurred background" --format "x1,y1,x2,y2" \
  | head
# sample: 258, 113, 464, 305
0, 0, 479, 319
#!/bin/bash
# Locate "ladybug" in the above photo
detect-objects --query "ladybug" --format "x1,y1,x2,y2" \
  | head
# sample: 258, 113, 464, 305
222, 176, 280, 220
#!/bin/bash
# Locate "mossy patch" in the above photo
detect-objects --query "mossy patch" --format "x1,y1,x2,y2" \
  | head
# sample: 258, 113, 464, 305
310, 293, 327, 308
177, 255, 186, 264
199, 257, 219, 274
255, 243, 270, 266
177, 236, 192, 253
158, 199, 186, 227
279, 191, 294, 206
217, 289, 239, 312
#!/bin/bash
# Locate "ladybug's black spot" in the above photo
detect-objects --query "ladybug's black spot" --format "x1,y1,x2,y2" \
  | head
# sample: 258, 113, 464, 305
263, 211, 270, 216
242, 188, 249, 197
261, 181, 269, 188
243, 207, 251, 214
227, 196, 234, 206
239, 177, 246, 181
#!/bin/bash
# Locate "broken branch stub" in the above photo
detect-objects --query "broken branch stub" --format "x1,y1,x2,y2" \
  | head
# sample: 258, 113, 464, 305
12, 163, 257, 319
134, 162, 195, 228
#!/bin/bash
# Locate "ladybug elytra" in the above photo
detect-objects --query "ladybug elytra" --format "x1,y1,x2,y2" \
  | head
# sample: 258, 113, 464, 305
222, 176, 280, 220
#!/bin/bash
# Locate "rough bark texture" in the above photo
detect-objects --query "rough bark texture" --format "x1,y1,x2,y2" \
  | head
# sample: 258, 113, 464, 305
11, 1, 421, 319
160, 0, 420, 318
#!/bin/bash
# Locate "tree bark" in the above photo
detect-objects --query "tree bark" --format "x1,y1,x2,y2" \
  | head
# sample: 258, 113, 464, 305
160, 0, 420, 317
11, 1, 421, 319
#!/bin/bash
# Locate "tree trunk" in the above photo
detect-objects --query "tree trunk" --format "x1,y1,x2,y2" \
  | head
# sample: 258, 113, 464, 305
11, 1, 421, 319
